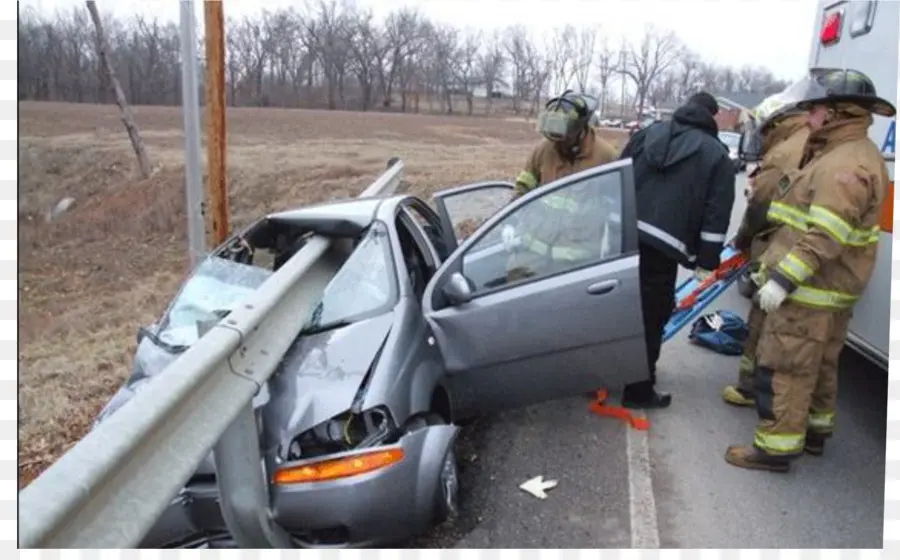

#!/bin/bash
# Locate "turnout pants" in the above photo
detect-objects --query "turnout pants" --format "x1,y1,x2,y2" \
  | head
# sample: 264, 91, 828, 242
736, 303, 766, 393
638, 241, 679, 383
752, 302, 852, 456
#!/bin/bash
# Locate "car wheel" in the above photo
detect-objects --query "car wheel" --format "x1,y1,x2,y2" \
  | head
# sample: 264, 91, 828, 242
433, 447, 459, 525
402, 412, 460, 524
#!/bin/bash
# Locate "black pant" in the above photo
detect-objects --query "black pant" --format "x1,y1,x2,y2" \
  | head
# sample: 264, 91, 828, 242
637, 241, 679, 385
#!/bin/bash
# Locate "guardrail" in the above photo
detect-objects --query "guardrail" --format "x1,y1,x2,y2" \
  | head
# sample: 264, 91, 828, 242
18, 160, 406, 549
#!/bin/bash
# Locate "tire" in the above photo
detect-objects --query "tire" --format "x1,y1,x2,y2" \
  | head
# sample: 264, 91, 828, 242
405, 412, 459, 526
432, 446, 459, 525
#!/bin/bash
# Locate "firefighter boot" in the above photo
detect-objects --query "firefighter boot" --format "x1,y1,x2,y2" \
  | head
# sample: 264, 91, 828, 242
804, 431, 829, 456
722, 385, 755, 407
724, 445, 791, 473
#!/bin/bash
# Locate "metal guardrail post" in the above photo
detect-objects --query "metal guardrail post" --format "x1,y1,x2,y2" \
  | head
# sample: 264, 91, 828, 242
17, 159, 405, 549
214, 405, 296, 548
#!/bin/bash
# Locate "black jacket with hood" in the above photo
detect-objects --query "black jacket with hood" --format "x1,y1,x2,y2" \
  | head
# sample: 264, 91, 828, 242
620, 102, 736, 271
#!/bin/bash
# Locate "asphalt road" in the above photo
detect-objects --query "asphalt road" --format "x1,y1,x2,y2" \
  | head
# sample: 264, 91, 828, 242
412, 172, 888, 549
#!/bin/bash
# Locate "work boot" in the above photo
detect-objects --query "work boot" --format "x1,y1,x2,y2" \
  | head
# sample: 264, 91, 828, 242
724, 445, 791, 473
804, 432, 829, 456
722, 385, 755, 407
621, 381, 671, 409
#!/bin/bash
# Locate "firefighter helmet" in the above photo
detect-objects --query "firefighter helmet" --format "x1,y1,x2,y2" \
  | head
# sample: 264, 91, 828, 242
536, 90, 599, 143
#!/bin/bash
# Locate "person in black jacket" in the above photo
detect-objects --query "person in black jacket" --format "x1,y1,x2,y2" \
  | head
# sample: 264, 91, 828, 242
618, 91, 737, 409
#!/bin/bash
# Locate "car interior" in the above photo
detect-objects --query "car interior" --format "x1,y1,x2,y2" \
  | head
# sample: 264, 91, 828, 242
396, 215, 433, 300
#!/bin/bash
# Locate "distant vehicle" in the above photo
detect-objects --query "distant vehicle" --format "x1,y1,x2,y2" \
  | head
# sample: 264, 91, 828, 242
718, 131, 744, 172
93, 160, 651, 548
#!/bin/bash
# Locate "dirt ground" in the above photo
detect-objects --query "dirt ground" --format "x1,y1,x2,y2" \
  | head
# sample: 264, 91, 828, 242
17, 101, 628, 488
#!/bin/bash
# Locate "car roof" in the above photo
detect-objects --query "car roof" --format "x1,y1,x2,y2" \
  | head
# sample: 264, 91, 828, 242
266, 194, 412, 237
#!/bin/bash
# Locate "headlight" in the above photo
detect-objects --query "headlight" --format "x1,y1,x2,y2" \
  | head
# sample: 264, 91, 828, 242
284, 406, 395, 461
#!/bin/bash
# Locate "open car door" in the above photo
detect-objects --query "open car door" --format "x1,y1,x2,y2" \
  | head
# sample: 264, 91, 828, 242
429, 181, 516, 254
422, 159, 650, 418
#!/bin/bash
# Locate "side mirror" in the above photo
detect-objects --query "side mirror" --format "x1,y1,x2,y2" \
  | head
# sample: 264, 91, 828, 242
442, 272, 474, 305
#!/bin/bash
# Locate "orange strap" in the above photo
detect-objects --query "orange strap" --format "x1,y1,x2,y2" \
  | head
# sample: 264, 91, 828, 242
588, 389, 651, 431
675, 252, 749, 312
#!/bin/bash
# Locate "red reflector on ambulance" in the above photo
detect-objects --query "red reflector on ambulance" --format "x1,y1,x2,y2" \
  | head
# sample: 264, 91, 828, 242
820, 12, 842, 45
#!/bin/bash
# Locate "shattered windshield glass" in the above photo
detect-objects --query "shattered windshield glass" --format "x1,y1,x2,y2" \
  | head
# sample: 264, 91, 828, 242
156, 256, 274, 348
302, 222, 397, 334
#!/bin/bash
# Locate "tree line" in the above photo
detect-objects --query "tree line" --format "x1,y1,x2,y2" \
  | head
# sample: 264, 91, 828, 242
18, 0, 791, 118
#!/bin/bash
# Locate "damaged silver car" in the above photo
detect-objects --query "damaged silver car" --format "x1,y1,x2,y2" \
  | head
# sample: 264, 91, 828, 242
93, 158, 651, 548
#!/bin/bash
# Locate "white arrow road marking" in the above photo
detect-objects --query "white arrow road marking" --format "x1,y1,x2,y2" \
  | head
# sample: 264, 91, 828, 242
519, 475, 558, 499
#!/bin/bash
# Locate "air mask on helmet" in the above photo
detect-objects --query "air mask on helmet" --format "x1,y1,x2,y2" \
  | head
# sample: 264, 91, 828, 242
536, 90, 596, 147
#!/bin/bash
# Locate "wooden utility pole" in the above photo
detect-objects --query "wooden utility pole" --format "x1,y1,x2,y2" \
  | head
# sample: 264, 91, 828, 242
204, 0, 230, 246
85, 1, 152, 179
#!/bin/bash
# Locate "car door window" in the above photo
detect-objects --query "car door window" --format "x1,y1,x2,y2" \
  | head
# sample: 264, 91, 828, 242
460, 171, 623, 293
396, 213, 434, 299
434, 185, 514, 245
403, 202, 448, 262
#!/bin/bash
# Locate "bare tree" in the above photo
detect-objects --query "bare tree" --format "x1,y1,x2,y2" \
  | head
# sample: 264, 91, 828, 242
346, 9, 385, 111
526, 41, 552, 116
677, 48, 701, 101
547, 26, 576, 93
478, 30, 506, 114
594, 37, 616, 115
453, 29, 482, 115
503, 25, 533, 114
380, 7, 422, 109
20, 8, 793, 120
621, 25, 681, 117
648, 68, 678, 107
571, 26, 597, 92
85, 1, 151, 179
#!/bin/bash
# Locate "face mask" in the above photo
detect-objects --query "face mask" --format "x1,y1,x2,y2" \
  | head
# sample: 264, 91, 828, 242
537, 110, 573, 142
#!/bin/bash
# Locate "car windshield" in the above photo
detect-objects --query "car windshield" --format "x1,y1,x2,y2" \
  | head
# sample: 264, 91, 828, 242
151, 222, 397, 350
156, 256, 274, 348
301, 222, 397, 334
719, 133, 740, 148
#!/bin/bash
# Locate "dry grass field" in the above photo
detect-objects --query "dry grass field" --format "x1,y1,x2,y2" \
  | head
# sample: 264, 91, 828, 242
17, 101, 628, 488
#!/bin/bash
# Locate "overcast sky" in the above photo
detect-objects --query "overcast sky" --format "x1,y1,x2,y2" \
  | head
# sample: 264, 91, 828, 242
20, 0, 818, 81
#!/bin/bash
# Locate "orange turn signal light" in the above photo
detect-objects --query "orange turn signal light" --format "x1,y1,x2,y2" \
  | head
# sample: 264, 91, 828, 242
273, 448, 405, 485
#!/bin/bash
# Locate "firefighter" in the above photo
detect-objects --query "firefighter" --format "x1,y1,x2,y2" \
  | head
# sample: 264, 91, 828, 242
724, 68, 894, 472
721, 84, 813, 408
503, 90, 619, 282
512, 90, 618, 198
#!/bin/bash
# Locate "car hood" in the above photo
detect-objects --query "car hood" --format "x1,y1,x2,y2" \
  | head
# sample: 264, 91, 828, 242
261, 312, 394, 458
93, 312, 394, 474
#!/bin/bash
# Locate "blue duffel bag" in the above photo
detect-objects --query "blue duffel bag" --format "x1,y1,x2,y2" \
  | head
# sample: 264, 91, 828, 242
688, 310, 749, 356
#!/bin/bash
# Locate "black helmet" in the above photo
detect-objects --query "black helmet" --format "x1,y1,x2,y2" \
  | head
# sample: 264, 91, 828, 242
536, 90, 598, 143
794, 67, 896, 117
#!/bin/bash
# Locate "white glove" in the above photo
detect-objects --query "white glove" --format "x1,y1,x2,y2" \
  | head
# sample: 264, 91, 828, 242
501, 224, 520, 251
757, 280, 788, 313
694, 268, 713, 282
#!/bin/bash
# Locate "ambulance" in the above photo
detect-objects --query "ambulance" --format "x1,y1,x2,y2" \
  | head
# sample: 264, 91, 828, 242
807, 0, 896, 369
